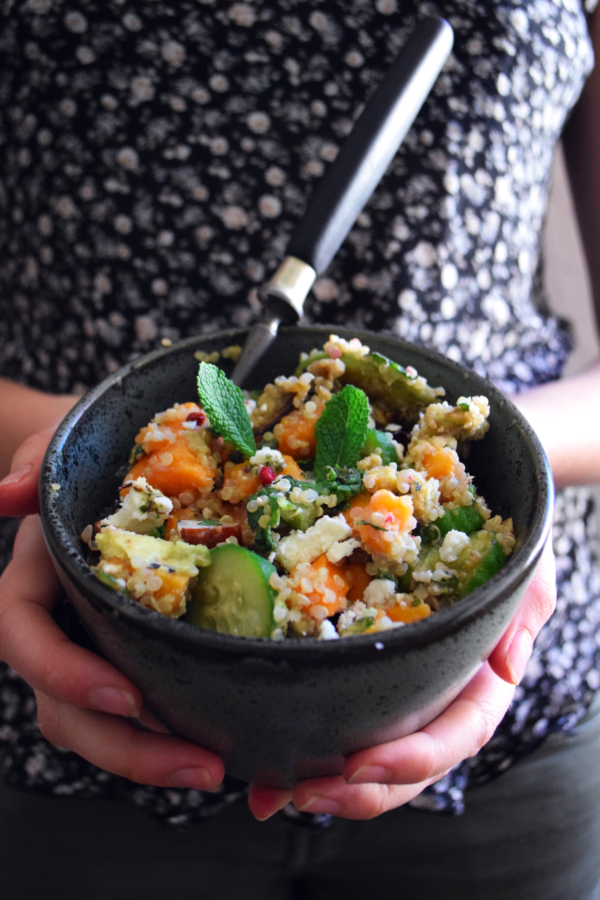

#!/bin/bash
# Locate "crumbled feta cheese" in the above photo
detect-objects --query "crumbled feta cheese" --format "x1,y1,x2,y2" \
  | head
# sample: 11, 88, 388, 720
439, 529, 471, 563
326, 537, 361, 564
319, 619, 340, 641
363, 579, 397, 606
275, 514, 351, 570
101, 476, 173, 534
249, 448, 285, 469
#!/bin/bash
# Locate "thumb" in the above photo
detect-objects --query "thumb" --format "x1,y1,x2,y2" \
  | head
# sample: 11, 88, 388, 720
487, 537, 556, 686
0, 424, 61, 517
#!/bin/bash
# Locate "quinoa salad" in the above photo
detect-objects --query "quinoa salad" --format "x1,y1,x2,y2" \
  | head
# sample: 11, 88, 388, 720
88, 335, 515, 640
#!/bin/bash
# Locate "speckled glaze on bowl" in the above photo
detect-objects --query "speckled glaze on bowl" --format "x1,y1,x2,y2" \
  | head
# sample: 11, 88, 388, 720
40, 326, 553, 789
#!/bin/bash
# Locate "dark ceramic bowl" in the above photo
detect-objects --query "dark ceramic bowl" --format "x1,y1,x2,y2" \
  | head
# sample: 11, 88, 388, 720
40, 326, 553, 789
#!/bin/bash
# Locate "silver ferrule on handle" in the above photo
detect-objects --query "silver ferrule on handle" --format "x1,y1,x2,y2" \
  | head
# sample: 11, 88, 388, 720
262, 256, 317, 320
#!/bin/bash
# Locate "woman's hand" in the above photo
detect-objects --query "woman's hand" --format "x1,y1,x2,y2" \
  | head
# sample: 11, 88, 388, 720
248, 539, 556, 821
0, 429, 225, 792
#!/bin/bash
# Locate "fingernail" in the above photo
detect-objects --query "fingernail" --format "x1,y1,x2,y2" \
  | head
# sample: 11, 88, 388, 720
253, 810, 278, 822
0, 464, 32, 487
346, 765, 391, 785
89, 687, 140, 718
505, 628, 533, 684
297, 796, 342, 815
170, 767, 219, 791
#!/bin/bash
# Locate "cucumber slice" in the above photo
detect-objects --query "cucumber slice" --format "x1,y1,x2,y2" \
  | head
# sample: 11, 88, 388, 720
186, 544, 276, 638
361, 427, 400, 466
454, 532, 507, 597
417, 506, 484, 543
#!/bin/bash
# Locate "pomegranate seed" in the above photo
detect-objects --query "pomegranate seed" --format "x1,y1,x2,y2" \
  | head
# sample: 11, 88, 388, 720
259, 466, 276, 486
186, 411, 206, 425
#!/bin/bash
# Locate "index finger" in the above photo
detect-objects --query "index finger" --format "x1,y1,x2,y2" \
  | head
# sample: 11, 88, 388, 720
0, 516, 143, 718
0, 425, 57, 516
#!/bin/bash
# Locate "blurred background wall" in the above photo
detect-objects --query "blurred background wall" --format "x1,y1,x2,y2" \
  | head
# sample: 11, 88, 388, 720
544, 145, 600, 517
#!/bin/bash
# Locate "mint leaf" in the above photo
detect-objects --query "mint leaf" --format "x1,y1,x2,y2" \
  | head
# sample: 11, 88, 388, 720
314, 385, 369, 480
197, 363, 257, 459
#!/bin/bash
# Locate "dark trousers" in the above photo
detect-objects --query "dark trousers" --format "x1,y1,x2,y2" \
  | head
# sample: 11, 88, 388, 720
2, 695, 600, 900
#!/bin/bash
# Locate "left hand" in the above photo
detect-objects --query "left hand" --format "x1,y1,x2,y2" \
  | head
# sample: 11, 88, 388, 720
248, 537, 556, 821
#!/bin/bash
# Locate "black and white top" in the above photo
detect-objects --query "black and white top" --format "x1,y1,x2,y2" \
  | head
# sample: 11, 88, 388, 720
1, 0, 599, 827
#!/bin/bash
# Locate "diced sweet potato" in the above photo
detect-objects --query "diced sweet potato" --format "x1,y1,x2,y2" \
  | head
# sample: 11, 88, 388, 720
275, 402, 324, 459
356, 490, 415, 557
220, 463, 261, 504
421, 446, 456, 480
344, 562, 373, 604
386, 599, 432, 624
290, 553, 349, 621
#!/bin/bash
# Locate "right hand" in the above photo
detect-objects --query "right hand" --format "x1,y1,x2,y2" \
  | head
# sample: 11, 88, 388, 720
0, 430, 225, 791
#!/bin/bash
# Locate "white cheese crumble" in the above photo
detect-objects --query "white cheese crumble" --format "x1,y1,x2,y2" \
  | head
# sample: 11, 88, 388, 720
318, 619, 340, 641
101, 476, 173, 534
326, 537, 361, 564
275, 514, 351, 571
249, 447, 285, 468
439, 529, 471, 563
362, 579, 397, 606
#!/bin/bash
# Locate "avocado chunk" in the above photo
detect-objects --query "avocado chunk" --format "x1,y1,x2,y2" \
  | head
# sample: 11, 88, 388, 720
95, 528, 210, 572
339, 616, 374, 637
296, 351, 441, 421
186, 543, 276, 638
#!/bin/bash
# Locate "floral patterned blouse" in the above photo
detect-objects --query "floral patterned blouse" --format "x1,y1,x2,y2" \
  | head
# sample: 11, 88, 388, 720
1, 0, 599, 827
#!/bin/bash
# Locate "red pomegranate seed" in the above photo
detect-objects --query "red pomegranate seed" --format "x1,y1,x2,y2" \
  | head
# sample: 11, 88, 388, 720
186, 411, 206, 425
259, 466, 276, 486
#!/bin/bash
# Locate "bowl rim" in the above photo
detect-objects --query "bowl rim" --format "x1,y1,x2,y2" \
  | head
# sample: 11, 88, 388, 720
40, 325, 554, 660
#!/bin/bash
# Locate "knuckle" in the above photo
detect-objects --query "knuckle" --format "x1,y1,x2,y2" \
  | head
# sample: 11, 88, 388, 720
414, 733, 444, 782
35, 695, 63, 747
363, 785, 392, 820
120, 729, 161, 785
466, 699, 496, 756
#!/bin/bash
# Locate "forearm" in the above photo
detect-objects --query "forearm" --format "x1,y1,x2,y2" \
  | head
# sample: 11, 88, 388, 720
511, 359, 600, 488
0, 378, 79, 480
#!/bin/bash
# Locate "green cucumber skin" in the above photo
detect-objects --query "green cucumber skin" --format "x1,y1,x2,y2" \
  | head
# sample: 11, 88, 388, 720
339, 354, 438, 421
295, 351, 437, 421
401, 530, 506, 599
457, 536, 507, 598
361, 428, 400, 466
339, 617, 374, 636
186, 544, 276, 638
418, 506, 484, 543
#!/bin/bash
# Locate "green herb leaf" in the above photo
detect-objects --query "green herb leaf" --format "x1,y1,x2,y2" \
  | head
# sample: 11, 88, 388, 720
247, 471, 363, 551
197, 363, 257, 459
357, 519, 388, 532
314, 385, 369, 480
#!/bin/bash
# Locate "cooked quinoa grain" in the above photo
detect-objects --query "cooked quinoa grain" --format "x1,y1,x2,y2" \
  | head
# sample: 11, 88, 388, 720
91, 335, 514, 639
